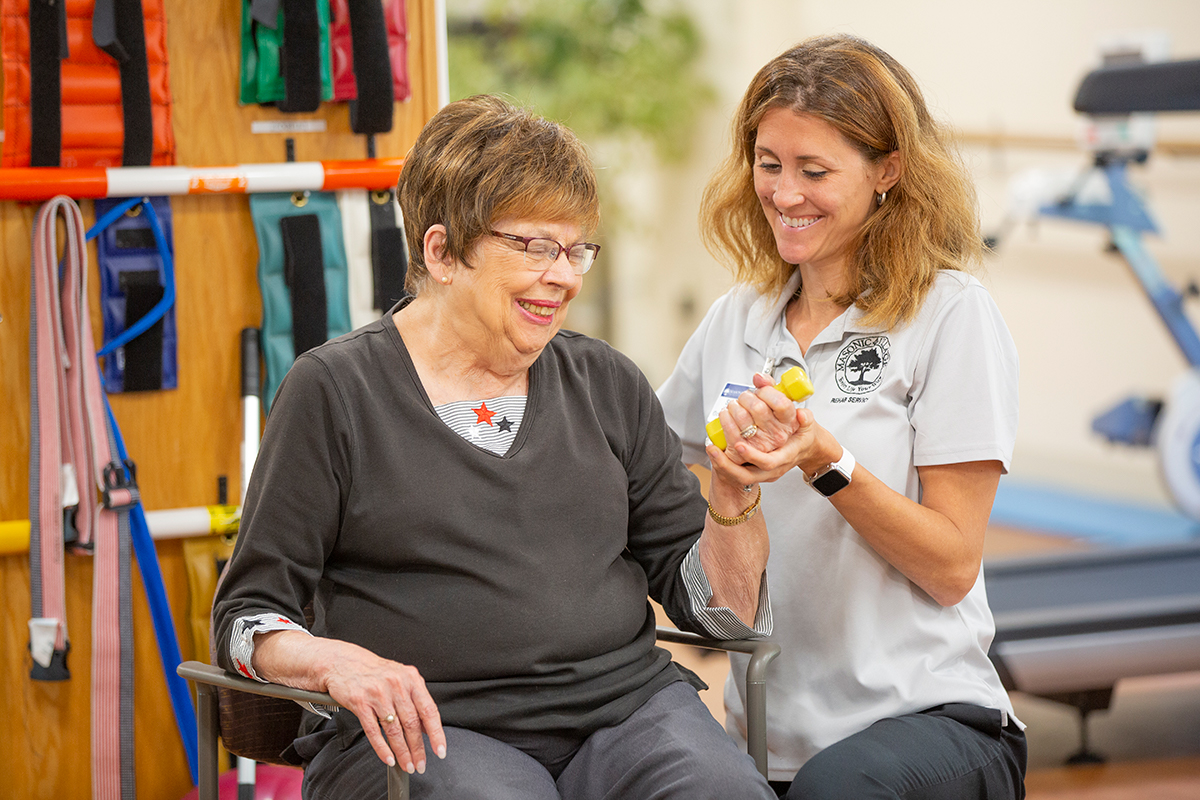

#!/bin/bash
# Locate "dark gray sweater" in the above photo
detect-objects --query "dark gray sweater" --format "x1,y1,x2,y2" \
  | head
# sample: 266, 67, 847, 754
213, 314, 712, 758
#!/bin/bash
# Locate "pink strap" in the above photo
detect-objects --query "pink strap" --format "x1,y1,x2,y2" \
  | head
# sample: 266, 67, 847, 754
30, 195, 135, 800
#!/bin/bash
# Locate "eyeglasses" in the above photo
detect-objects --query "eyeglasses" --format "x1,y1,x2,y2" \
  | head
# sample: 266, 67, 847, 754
489, 230, 600, 275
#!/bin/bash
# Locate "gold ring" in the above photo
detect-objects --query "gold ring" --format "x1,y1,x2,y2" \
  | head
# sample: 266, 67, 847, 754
739, 425, 758, 438
384, 714, 396, 724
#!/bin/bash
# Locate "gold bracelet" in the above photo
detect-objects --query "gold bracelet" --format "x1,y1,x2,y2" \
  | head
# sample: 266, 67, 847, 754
707, 485, 762, 526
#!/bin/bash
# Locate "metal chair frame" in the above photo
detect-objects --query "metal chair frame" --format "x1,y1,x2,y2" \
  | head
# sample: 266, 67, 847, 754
178, 626, 779, 800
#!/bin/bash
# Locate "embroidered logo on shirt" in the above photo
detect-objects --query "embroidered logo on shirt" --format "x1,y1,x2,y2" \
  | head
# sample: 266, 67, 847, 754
472, 402, 496, 426
834, 336, 890, 395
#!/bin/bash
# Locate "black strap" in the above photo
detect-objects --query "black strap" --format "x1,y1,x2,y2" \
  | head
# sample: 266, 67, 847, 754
93, 0, 154, 166
369, 190, 406, 310
118, 270, 164, 391
29, 0, 69, 167
280, 214, 327, 355
346, 0, 393, 134
277, 0, 321, 113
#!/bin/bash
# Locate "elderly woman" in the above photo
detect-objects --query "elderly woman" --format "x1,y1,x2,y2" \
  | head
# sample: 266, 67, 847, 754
657, 36, 1026, 799
213, 95, 779, 800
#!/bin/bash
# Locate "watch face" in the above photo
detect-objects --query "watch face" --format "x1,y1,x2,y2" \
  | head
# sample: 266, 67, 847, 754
811, 467, 851, 497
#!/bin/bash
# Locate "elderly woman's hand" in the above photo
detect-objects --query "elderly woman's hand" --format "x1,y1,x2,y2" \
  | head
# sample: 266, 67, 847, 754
254, 631, 447, 774
712, 372, 801, 454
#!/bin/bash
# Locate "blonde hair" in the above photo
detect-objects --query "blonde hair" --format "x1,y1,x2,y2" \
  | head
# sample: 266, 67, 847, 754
398, 95, 600, 294
700, 34, 981, 329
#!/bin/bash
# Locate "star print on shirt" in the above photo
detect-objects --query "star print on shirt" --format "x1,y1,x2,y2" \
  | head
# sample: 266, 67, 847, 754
497, 417, 514, 432
473, 402, 496, 426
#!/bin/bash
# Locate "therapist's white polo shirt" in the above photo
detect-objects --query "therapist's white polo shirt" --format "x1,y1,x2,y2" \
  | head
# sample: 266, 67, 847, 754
657, 268, 1022, 779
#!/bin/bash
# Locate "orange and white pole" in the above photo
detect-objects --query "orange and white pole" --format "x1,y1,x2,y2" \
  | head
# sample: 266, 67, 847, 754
0, 158, 404, 201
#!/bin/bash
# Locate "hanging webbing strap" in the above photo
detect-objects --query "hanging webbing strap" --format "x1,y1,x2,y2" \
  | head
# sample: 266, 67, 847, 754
369, 188, 407, 310
338, 188, 406, 327
280, 213, 328, 355
29, 0, 68, 166
30, 195, 137, 800
92, 0, 155, 166
276, 0, 322, 112
345, 0, 393, 134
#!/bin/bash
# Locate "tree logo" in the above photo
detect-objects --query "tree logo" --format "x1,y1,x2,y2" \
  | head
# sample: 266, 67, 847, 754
834, 336, 890, 394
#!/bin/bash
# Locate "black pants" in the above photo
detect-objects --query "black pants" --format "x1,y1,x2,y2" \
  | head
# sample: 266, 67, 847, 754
769, 704, 1026, 799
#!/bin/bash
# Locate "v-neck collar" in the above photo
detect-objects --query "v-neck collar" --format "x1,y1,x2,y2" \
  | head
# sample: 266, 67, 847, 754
383, 299, 540, 459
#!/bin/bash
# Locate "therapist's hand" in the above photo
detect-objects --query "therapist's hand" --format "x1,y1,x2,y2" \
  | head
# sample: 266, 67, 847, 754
717, 373, 840, 484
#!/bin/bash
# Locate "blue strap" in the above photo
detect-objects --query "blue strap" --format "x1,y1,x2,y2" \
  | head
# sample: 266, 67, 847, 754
88, 197, 198, 784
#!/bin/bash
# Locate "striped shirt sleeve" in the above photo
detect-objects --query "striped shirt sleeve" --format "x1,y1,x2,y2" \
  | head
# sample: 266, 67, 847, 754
681, 541, 772, 639
229, 613, 338, 718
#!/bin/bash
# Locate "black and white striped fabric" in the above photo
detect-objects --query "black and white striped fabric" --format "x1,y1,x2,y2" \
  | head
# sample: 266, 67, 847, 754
434, 396, 527, 455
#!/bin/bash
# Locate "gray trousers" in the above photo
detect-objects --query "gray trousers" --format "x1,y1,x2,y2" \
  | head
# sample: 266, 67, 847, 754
302, 681, 775, 800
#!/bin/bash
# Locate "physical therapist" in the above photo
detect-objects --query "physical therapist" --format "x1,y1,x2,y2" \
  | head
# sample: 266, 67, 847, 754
657, 34, 1027, 800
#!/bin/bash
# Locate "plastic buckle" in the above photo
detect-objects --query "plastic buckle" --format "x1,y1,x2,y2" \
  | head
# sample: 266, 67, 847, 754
101, 459, 140, 512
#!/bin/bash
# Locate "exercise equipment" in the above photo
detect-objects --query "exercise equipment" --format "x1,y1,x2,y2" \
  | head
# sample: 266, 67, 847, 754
1, 0, 174, 167
250, 191, 352, 409
327, 0, 395, 134
0, 157, 404, 201
30, 194, 139, 798
240, 0, 333, 110
337, 188, 408, 328
982, 55, 1200, 764
330, 0, 410, 106
1027, 57, 1200, 520
986, 539, 1200, 762
705, 366, 814, 450
96, 195, 178, 392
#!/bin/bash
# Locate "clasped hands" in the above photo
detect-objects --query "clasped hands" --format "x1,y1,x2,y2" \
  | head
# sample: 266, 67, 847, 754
705, 372, 822, 484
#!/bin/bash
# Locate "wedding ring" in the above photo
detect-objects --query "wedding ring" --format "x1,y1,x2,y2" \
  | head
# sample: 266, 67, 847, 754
739, 425, 758, 439
384, 714, 396, 724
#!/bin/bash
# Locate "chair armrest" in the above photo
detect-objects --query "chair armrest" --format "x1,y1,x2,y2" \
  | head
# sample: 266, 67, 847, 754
177, 661, 409, 800
655, 627, 779, 777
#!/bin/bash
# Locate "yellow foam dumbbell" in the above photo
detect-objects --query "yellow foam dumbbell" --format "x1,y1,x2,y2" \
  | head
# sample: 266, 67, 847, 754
705, 365, 814, 451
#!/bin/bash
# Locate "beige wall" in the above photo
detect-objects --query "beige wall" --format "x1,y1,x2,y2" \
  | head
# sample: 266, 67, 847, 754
595, 0, 1200, 507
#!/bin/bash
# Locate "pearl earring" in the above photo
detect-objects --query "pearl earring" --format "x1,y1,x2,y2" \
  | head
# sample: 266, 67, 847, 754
441, 275, 450, 284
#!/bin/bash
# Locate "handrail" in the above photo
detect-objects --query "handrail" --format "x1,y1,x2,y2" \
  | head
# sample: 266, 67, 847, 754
0, 158, 403, 201
655, 626, 780, 776
177, 661, 409, 800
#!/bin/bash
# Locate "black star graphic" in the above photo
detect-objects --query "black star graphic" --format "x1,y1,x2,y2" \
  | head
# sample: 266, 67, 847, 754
497, 417, 514, 432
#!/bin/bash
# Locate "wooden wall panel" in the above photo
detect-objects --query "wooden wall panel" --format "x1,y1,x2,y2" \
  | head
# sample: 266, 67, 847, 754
0, 1, 439, 797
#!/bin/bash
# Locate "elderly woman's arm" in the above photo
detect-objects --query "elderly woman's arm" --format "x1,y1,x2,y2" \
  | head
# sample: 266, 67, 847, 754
695, 462, 770, 628
250, 630, 446, 775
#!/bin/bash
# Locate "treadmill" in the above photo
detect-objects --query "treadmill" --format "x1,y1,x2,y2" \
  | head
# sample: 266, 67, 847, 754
985, 541, 1200, 761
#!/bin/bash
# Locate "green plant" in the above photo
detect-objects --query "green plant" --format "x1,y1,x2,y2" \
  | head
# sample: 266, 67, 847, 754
447, 0, 714, 161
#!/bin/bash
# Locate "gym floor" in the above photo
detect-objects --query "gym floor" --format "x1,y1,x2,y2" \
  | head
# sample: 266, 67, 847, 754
659, 524, 1200, 799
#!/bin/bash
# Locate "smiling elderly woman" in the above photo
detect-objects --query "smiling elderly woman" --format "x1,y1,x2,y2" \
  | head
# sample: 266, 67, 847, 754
212, 95, 780, 800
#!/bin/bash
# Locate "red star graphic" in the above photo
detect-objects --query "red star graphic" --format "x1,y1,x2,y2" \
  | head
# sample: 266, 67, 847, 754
473, 402, 496, 426
235, 660, 253, 679
277, 617, 291, 625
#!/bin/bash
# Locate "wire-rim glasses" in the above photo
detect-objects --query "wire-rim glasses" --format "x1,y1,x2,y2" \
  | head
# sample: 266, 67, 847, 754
489, 230, 600, 275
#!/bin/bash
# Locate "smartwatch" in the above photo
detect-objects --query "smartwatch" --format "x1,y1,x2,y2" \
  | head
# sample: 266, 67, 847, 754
805, 447, 855, 497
